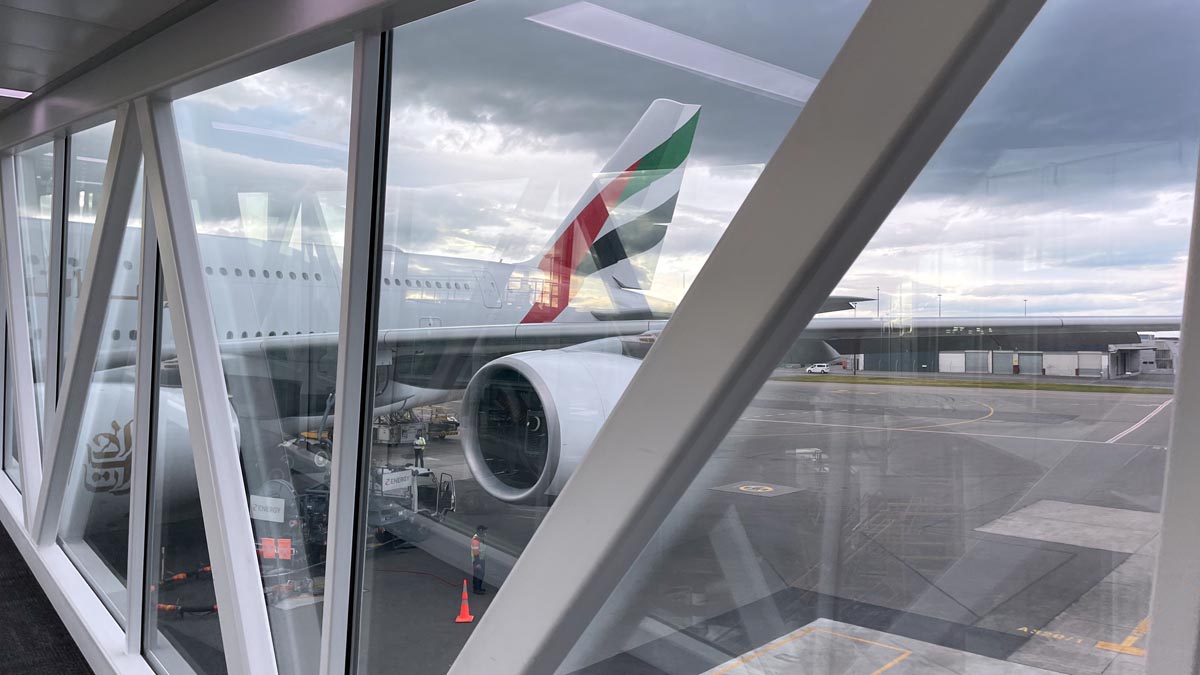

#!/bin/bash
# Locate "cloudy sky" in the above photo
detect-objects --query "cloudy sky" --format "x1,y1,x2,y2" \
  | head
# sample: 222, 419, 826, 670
176, 0, 1200, 319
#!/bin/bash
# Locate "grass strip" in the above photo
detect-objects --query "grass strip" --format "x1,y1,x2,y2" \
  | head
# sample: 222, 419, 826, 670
772, 375, 1171, 395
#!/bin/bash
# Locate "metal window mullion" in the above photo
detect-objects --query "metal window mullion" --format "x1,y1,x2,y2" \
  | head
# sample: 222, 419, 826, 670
0, 151, 44, 531
135, 96, 279, 675
449, 2, 1043, 673
32, 105, 141, 545
125, 176, 157, 655
318, 30, 390, 675
1146, 147, 1200, 672
0, 306, 6, 481
44, 136, 67, 434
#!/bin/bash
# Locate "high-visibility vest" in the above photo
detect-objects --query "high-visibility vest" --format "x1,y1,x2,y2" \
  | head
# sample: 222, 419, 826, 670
471, 535, 484, 562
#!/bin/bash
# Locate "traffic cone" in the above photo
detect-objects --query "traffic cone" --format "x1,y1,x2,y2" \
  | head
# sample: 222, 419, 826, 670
455, 579, 474, 623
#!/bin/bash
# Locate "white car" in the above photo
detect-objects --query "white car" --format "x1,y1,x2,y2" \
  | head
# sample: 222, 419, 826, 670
806, 363, 830, 374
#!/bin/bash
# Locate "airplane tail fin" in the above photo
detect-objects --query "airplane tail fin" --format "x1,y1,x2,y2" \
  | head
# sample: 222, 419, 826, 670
521, 99, 700, 323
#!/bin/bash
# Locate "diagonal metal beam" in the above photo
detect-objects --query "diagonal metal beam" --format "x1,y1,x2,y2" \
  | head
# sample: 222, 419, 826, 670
1146, 141, 1200, 674
449, 2, 1043, 673
0, 150, 45, 531
125, 179, 156, 655
137, 96, 279, 675
318, 30, 391, 675
43, 136, 66, 438
32, 105, 141, 545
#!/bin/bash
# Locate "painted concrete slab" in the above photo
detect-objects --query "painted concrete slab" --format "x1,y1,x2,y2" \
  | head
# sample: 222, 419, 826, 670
974, 500, 1159, 553
699, 618, 1059, 675
711, 481, 801, 498
1017, 501, 1159, 532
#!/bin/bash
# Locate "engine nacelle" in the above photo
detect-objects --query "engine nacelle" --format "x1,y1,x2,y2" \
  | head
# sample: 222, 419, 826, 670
460, 349, 639, 504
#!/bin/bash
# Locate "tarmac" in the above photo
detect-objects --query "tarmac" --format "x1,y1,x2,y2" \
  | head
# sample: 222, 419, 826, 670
127, 370, 1175, 674
386, 372, 1173, 675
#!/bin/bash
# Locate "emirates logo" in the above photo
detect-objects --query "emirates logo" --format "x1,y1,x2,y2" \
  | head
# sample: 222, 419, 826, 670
84, 419, 134, 495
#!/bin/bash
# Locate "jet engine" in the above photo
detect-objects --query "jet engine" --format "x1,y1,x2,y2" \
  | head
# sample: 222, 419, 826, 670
460, 348, 640, 504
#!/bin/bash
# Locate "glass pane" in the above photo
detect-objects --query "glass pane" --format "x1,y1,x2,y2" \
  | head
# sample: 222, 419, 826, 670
356, 1, 866, 672
564, 2, 1195, 674
13, 140, 55, 435
171, 43, 355, 674
58, 166, 143, 626
145, 303, 228, 675
61, 121, 116, 370
3, 337, 16, 490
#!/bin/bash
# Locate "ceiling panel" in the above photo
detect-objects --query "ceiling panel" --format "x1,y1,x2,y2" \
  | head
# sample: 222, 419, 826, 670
0, 66, 43, 92
0, 6, 126, 58
0, 42, 94, 79
0, 0, 186, 32
0, 0, 199, 120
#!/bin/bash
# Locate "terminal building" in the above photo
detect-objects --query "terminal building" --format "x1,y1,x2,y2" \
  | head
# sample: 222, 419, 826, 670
827, 332, 1181, 377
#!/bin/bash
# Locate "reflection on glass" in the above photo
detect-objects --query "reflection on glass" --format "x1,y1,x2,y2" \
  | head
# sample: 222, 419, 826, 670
355, 1, 865, 671
561, 2, 1196, 674
3, 339, 16, 490
13, 140, 54, 435
61, 121, 116, 369
172, 43, 354, 674
145, 305, 228, 675
58, 162, 142, 626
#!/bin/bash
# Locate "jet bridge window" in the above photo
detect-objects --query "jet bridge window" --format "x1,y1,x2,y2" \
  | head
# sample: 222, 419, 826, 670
563, 2, 1195, 674
58, 140, 142, 628
351, 0, 861, 671
13, 139, 56, 432
171, 42, 354, 673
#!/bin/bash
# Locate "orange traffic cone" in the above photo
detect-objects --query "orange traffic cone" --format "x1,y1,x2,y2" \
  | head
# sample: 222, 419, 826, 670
455, 579, 474, 623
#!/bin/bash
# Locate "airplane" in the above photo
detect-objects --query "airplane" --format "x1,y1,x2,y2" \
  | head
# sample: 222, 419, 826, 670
47, 98, 1178, 556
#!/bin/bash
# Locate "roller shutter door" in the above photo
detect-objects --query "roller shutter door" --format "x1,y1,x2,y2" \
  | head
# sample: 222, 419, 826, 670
1043, 353, 1079, 377
965, 351, 990, 373
1018, 352, 1043, 375
1078, 352, 1103, 377
939, 352, 966, 373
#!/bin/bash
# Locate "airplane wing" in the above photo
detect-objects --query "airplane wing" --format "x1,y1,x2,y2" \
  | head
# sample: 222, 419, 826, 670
798, 315, 1180, 354
134, 313, 1176, 437
206, 319, 669, 393
204, 314, 1177, 392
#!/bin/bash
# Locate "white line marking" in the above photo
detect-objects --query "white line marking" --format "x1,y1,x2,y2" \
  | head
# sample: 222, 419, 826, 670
740, 417, 1158, 447
1107, 398, 1174, 444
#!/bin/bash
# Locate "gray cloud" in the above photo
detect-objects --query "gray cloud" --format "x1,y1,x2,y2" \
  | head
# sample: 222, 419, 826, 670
171, 0, 1200, 318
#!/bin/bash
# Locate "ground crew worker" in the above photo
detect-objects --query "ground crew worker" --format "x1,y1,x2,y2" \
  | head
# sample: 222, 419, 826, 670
471, 525, 488, 595
413, 435, 427, 468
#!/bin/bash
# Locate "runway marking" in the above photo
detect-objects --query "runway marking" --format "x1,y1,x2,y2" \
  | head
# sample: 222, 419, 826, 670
1095, 617, 1149, 656
738, 485, 775, 493
1017, 626, 1089, 645
900, 401, 994, 431
1107, 398, 1173, 443
740, 416, 1156, 447
707, 626, 911, 675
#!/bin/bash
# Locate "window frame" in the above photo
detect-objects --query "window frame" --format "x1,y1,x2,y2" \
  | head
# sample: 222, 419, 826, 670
13, 2, 1200, 675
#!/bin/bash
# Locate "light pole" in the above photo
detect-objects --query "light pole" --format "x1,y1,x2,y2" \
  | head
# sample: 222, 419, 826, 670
937, 293, 942, 318
876, 286, 880, 319
1024, 299, 1028, 316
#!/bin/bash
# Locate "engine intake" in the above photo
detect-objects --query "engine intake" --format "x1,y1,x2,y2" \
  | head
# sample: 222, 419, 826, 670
461, 349, 639, 504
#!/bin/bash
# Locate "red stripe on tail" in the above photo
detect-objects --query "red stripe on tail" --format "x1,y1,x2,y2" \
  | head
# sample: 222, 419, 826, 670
520, 161, 639, 324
